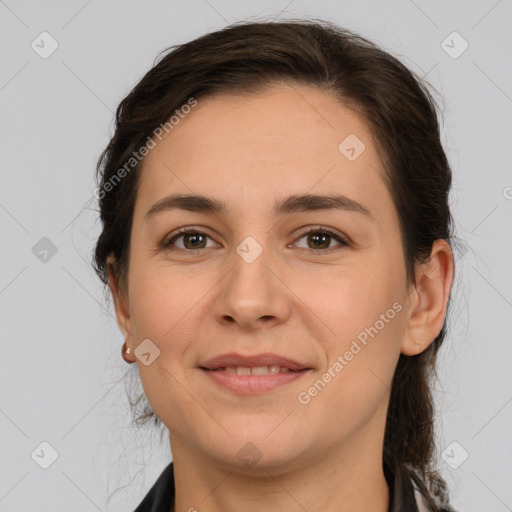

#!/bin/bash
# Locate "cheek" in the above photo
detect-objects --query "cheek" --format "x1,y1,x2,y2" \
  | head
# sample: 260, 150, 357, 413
291, 260, 400, 340
129, 261, 204, 338
298, 300, 403, 438
127, 271, 202, 430
294, 261, 404, 404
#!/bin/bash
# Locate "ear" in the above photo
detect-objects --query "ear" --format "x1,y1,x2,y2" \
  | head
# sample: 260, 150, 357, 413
106, 254, 135, 361
401, 239, 454, 355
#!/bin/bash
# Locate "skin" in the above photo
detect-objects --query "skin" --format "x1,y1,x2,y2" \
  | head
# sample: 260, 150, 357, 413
107, 82, 454, 512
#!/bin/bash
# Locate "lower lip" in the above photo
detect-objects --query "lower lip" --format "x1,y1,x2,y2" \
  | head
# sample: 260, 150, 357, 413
201, 368, 310, 395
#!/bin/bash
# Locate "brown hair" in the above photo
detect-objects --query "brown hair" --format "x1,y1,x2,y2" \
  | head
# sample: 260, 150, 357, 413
93, 19, 455, 510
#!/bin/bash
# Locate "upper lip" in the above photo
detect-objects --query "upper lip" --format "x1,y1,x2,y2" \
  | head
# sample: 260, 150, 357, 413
199, 352, 310, 371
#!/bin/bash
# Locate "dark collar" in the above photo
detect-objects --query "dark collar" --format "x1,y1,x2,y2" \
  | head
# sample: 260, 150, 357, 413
133, 462, 432, 512
385, 463, 421, 512
133, 462, 174, 512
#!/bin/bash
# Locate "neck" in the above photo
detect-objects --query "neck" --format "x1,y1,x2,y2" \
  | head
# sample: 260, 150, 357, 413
170, 434, 390, 512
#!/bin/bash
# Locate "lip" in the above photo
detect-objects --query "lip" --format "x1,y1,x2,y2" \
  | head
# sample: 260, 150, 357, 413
199, 352, 310, 371
199, 352, 312, 396
201, 368, 310, 395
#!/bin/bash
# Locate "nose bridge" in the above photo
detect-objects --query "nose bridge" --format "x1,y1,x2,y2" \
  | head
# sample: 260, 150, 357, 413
214, 232, 290, 328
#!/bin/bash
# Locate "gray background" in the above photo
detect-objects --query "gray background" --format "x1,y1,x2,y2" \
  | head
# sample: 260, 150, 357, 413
1, 0, 511, 510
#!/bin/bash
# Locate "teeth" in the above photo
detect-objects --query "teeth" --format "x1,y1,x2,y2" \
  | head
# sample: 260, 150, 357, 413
251, 366, 269, 375
224, 365, 293, 375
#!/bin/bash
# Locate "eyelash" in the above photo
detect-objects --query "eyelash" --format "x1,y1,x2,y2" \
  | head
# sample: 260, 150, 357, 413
162, 226, 350, 253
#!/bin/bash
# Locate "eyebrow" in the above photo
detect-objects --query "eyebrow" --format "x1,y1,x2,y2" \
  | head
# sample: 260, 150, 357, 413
144, 193, 374, 222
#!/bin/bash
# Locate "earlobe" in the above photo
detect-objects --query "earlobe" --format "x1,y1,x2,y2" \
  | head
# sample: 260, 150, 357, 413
401, 239, 454, 356
106, 254, 135, 361
121, 341, 135, 364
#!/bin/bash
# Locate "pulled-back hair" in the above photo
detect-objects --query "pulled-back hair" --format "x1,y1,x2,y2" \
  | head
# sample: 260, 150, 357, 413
93, 19, 455, 510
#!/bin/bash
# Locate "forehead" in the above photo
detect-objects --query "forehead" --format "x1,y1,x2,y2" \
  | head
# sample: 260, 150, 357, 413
135, 83, 392, 219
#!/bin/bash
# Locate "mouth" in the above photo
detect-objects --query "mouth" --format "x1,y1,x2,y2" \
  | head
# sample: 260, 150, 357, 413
199, 352, 310, 371
199, 353, 312, 395
202, 364, 305, 374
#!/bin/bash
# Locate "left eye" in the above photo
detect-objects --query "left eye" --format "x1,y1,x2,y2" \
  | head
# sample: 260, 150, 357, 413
292, 228, 348, 251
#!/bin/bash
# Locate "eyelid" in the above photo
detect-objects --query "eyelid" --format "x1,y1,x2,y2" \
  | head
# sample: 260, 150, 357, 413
291, 226, 350, 249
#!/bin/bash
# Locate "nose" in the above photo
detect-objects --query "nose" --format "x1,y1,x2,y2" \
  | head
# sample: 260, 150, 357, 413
212, 243, 292, 331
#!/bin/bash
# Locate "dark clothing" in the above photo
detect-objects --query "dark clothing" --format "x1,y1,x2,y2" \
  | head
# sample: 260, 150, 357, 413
133, 461, 455, 512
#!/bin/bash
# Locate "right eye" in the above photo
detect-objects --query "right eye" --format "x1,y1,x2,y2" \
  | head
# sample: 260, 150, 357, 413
163, 228, 218, 251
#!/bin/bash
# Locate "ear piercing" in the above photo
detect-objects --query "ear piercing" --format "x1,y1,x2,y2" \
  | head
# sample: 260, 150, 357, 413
122, 341, 133, 363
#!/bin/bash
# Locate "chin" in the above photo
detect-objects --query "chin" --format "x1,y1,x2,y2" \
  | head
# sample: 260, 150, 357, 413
207, 424, 310, 474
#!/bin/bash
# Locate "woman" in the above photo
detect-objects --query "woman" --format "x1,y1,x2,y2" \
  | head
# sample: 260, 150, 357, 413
93, 19, 457, 512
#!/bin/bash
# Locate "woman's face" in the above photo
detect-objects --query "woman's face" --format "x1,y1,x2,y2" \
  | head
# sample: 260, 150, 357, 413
113, 83, 421, 471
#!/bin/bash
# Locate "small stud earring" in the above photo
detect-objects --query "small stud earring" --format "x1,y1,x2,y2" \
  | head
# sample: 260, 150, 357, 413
122, 341, 133, 363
